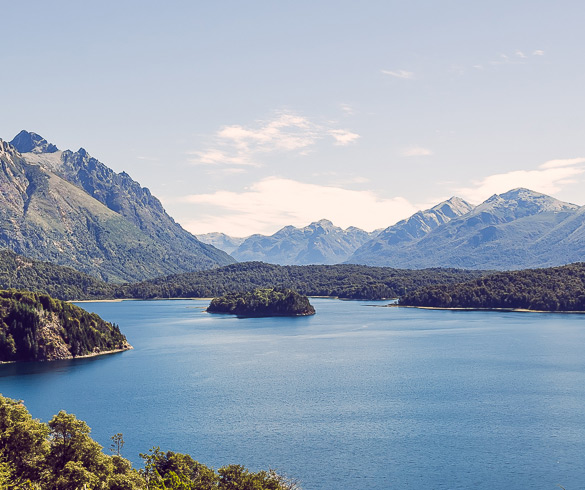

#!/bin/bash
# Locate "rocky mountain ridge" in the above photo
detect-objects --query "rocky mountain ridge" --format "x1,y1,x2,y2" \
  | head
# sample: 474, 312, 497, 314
228, 219, 380, 265
348, 188, 584, 269
1, 131, 234, 282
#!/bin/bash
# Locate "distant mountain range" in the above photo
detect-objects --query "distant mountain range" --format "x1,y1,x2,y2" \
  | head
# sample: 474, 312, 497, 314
201, 189, 585, 270
0, 131, 234, 282
198, 219, 381, 265
3, 130, 584, 278
349, 188, 583, 269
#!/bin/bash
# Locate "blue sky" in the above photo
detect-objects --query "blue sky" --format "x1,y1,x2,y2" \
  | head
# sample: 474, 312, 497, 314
2, 1, 585, 236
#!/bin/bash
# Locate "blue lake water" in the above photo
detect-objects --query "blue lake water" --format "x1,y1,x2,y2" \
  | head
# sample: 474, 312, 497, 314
1, 298, 585, 489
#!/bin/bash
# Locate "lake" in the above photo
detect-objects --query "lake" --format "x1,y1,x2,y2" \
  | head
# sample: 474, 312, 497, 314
1, 298, 585, 489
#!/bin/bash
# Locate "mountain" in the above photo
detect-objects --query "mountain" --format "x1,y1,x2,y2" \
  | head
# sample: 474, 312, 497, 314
229, 219, 380, 265
1, 132, 234, 282
348, 188, 583, 269
196, 232, 247, 254
349, 197, 473, 265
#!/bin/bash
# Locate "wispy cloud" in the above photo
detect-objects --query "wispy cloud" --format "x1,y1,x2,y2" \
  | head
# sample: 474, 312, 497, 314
381, 69, 414, 79
489, 48, 545, 66
180, 177, 418, 236
455, 158, 585, 203
189, 112, 360, 167
401, 147, 433, 157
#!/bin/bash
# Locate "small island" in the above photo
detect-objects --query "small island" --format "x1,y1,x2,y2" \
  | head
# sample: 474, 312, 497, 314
0, 289, 131, 362
207, 288, 316, 317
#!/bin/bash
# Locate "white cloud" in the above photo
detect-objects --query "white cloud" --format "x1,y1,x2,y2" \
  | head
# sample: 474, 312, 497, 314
539, 157, 585, 169
533, 50, 545, 56
401, 147, 433, 157
515, 50, 527, 58
189, 112, 360, 167
180, 177, 418, 236
328, 129, 360, 146
455, 158, 585, 203
381, 69, 414, 79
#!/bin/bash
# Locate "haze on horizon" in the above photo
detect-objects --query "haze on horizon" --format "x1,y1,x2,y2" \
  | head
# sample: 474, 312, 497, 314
2, 1, 585, 237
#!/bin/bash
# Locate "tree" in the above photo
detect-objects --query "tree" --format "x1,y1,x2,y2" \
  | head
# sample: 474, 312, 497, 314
111, 433, 125, 457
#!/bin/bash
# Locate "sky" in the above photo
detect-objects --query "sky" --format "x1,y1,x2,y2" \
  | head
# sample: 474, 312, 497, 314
2, 0, 585, 237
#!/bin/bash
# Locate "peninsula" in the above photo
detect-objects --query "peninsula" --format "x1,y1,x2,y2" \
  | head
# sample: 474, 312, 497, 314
0, 289, 131, 362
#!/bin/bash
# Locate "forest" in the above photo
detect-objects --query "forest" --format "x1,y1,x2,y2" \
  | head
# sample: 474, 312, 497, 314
207, 288, 315, 317
399, 262, 585, 311
0, 394, 298, 489
0, 250, 486, 301
120, 262, 485, 300
0, 289, 129, 362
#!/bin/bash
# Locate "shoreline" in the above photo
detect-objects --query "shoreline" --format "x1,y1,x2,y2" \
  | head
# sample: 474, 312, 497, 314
389, 304, 585, 314
0, 346, 133, 365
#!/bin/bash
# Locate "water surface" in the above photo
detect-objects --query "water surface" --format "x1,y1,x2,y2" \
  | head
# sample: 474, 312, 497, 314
1, 299, 584, 489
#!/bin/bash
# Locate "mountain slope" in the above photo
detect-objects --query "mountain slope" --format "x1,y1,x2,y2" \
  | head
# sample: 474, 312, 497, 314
349, 197, 474, 265
196, 232, 247, 254
231, 219, 379, 265
1, 133, 234, 281
349, 188, 583, 269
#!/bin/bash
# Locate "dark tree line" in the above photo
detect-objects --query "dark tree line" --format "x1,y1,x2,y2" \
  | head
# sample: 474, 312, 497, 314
399, 262, 585, 311
120, 262, 485, 301
0, 249, 486, 301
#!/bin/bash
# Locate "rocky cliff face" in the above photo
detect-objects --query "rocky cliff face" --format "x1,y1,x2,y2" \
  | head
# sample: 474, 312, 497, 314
1, 132, 234, 282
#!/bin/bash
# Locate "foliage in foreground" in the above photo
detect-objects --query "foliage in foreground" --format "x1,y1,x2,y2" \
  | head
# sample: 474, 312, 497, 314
0, 394, 299, 489
207, 288, 315, 317
399, 262, 585, 311
0, 289, 129, 362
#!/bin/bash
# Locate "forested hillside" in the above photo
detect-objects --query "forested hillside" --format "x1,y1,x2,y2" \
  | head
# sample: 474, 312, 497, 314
0, 250, 486, 301
0, 249, 116, 300
399, 262, 585, 311
123, 262, 486, 300
0, 289, 130, 362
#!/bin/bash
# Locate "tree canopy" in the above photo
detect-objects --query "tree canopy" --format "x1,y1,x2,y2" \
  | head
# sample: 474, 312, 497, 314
399, 262, 585, 311
0, 394, 299, 489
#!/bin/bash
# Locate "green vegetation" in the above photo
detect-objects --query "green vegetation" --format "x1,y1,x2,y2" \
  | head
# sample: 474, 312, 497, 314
0, 394, 299, 489
123, 262, 485, 301
399, 262, 585, 311
0, 249, 117, 301
0, 289, 130, 362
1, 251, 487, 301
208, 288, 315, 317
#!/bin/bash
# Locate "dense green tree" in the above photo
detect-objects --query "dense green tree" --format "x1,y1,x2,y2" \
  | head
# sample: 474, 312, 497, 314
0, 395, 299, 489
399, 262, 585, 311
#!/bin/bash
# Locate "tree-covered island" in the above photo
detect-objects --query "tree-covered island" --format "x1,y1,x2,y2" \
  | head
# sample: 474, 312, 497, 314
0, 289, 131, 363
207, 288, 316, 317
